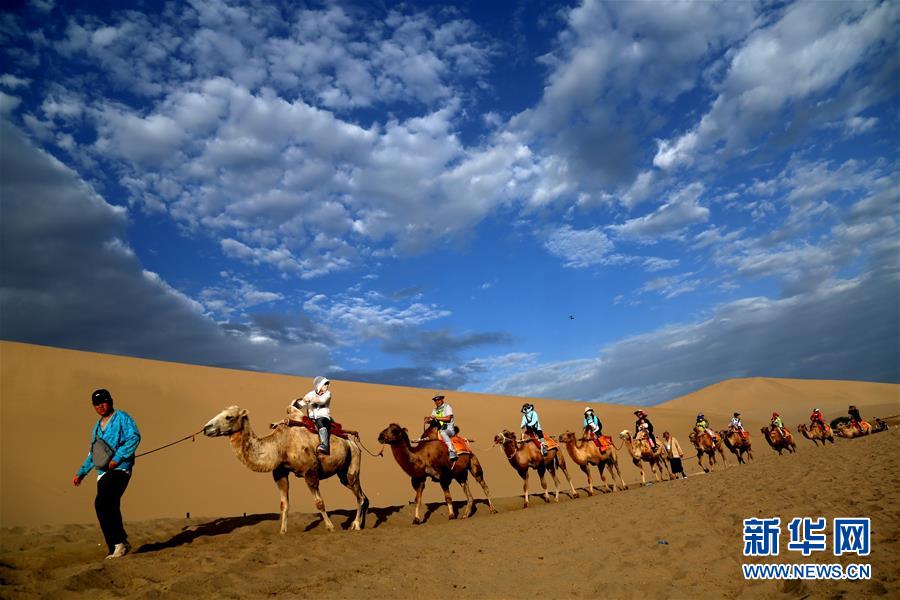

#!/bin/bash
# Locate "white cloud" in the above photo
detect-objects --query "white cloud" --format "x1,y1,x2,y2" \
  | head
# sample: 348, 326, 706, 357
612, 183, 709, 239
543, 225, 614, 268
654, 0, 898, 169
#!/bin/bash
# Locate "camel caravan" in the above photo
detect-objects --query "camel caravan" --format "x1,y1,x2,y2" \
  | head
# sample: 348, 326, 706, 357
201, 379, 891, 534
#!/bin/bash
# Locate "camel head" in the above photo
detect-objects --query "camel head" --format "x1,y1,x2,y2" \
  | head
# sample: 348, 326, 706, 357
377, 423, 409, 445
203, 405, 247, 437
618, 430, 632, 441
493, 430, 517, 445
558, 431, 576, 443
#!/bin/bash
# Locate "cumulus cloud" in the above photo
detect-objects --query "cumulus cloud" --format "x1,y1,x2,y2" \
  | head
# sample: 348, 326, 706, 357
654, 0, 899, 169
0, 120, 330, 375
611, 183, 709, 239
543, 225, 614, 268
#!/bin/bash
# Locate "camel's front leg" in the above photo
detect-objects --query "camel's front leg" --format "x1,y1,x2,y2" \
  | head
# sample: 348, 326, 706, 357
596, 463, 613, 492
303, 472, 334, 532
411, 477, 426, 524
558, 459, 579, 498
273, 467, 290, 534
613, 461, 628, 491
580, 464, 594, 496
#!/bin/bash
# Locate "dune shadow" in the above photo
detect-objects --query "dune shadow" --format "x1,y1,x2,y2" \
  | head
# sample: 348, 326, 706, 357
135, 513, 279, 554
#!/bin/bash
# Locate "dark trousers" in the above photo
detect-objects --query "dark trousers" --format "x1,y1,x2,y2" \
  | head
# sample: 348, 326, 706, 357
95, 470, 131, 553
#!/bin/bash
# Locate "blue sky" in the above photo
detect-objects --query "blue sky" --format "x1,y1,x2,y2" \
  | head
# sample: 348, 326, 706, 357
1, 0, 897, 404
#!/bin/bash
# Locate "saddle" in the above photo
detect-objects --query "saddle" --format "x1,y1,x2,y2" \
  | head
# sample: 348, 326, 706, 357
286, 416, 354, 439
450, 434, 473, 456
588, 434, 613, 452
525, 433, 558, 451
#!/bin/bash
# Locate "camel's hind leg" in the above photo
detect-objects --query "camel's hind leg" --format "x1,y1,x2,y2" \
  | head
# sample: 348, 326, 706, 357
556, 453, 579, 498
467, 454, 498, 514
337, 445, 368, 530
273, 466, 290, 534
303, 471, 335, 532
536, 465, 551, 503
612, 459, 628, 491
457, 477, 475, 519
596, 463, 613, 492
440, 475, 457, 520
547, 462, 562, 502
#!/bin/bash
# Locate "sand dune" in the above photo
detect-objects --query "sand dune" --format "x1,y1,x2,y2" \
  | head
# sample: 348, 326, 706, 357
1, 341, 897, 530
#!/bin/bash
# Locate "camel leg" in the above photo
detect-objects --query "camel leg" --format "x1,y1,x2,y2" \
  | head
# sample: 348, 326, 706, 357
596, 463, 613, 492
635, 459, 647, 485
458, 478, 475, 519
468, 456, 499, 514
521, 470, 530, 508
338, 457, 368, 531
273, 466, 290, 535
537, 465, 551, 503
580, 464, 594, 496
303, 472, 334, 532
548, 463, 562, 502
613, 461, 628, 491
557, 456, 579, 498
440, 476, 457, 520
411, 477, 426, 525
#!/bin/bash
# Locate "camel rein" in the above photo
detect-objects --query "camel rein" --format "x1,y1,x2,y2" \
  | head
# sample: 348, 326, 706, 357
349, 433, 385, 458
135, 429, 204, 459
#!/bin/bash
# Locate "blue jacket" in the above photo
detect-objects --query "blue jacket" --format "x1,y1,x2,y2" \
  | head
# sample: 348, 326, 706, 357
521, 410, 542, 431
77, 410, 141, 479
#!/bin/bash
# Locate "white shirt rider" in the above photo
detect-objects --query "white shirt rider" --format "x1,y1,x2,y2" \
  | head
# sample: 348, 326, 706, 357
292, 376, 331, 420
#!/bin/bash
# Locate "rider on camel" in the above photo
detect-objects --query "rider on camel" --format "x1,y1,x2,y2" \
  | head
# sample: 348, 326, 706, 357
730, 412, 746, 436
521, 403, 548, 455
634, 410, 658, 449
695, 413, 719, 443
583, 407, 602, 439
810, 408, 826, 432
291, 376, 333, 455
848, 405, 862, 425
426, 395, 458, 463
770, 412, 786, 438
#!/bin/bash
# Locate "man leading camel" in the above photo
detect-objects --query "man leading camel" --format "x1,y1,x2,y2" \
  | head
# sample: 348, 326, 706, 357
426, 394, 458, 462
662, 431, 687, 479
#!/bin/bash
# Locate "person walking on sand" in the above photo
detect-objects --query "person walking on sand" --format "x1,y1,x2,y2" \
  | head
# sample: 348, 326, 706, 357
520, 403, 548, 455
662, 431, 687, 479
73, 389, 141, 560
291, 376, 333, 454
425, 394, 458, 463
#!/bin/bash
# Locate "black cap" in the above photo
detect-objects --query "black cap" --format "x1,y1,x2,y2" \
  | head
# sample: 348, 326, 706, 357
91, 388, 112, 405
432, 395, 445, 402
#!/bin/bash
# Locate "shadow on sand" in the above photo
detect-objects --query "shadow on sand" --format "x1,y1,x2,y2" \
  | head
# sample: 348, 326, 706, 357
135, 513, 279, 554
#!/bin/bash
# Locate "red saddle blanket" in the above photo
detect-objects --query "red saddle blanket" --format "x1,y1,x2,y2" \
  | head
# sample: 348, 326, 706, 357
287, 417, 354, 440
526, 434, 559, 451
451, 435, 473, 455
590, 435, 613, 452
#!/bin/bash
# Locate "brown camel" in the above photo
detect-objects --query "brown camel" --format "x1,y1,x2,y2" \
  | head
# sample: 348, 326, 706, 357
797, 423, 835, 446
688, 427, 728, 472
493, 430, 578, 506
377, 423, 498, 524
618, 430, 671, 484
558, 431, 628, 494
203, 406, 368, 534
835, 420, 872, 438
760, 425, 797, 454
719, 428, 753, 464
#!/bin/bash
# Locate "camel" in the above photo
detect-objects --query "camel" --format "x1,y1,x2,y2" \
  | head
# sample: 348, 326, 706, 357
493, 430, 578, 507
760, 425, 797, 454
688, 427, 728, 472
377, 423, 498, 524
719, 429, 753, 464
618, 430, 671, 484
835, 420, 872, 438
202, 406, 368, 534
797, 423, 835, 446
558, 431, 628, 494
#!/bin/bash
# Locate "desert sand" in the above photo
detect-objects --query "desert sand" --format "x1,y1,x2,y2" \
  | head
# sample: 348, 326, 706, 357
1, 340, 898, 598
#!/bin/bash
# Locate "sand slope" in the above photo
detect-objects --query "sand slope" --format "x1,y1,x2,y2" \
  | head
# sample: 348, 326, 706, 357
2, 420, 898, 599
1, 340, 897, 529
